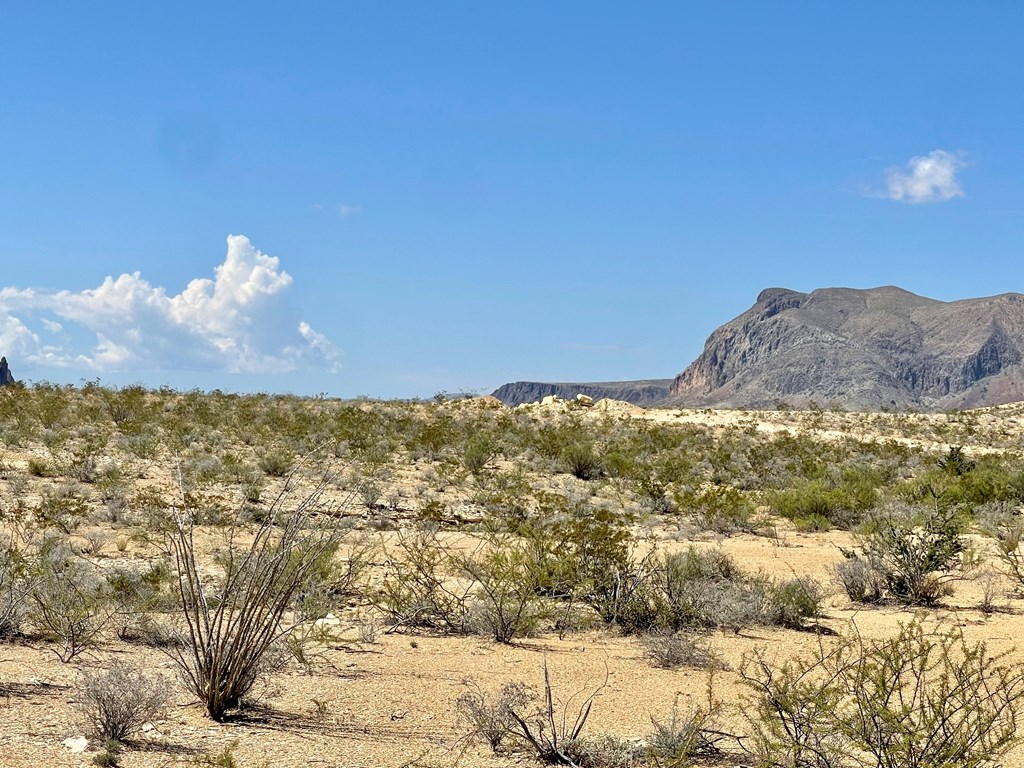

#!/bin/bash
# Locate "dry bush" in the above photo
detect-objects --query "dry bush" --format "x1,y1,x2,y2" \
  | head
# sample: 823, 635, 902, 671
506, 661, 606, 765
29, 536, 110, 662
456, 680, 533, 752
168, 475, 351, 721
76, 661, 169, 742
642, 629, 723, 670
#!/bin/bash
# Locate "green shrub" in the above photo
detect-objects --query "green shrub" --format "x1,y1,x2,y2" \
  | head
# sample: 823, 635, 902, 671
678, 485, 764, 535
105, 561, 174, 641
769, 576, 822, 630
257, 446, 294, 477
456, 537, 548, 644
373, 527, 472, 634
642, 630, 723, 670
839, 503, 967, 606
742, 621, 1024, 768
0, 542, 29, 638
34, 482, 90, 533
562, 442, 604, 480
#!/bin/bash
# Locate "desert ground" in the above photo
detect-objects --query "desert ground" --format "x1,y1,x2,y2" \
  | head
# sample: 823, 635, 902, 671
2, 386, 1024, 767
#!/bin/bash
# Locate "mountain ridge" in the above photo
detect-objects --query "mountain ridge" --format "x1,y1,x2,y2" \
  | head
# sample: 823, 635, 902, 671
670, 286, 1024, 410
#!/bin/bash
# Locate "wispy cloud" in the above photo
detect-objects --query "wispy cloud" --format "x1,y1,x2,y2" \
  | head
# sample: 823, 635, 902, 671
311, 202, 362, 218
0, 235, 341, 374
882, 149, 967, 204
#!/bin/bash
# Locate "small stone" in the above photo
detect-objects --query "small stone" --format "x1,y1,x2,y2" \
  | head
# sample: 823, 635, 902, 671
62, 736, 89, 753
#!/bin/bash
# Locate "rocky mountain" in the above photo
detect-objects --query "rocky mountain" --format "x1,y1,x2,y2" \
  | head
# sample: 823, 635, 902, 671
671, 286, 1024, 410
492, 379, 672, 407
0, 357, 14, 386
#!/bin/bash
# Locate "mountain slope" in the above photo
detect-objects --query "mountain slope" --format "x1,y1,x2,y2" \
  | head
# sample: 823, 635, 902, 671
670, 286, 1024, 410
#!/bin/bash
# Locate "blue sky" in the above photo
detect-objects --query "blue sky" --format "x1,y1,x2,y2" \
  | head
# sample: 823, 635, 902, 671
2, 2, 1023, 397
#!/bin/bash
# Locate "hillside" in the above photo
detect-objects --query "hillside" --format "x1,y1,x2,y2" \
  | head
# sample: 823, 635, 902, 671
491, 379, 672, 407
671, 286, 1024, 410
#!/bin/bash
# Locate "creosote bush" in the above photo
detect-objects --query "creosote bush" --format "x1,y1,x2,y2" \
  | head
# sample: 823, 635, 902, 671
742, 621, 1024, 768
837, 503, 967, 606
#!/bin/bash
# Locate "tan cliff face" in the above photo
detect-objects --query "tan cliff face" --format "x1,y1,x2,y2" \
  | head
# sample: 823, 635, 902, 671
670, 286, 1024, 410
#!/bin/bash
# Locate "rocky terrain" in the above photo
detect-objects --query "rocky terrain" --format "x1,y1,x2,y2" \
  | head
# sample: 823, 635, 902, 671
670, 286, 1024, 410
491, 379, 672, 407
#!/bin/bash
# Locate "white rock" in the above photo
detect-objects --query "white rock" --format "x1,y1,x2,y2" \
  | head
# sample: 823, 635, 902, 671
541, 395, 559, 406
314, 613, 341, 627
62, 736, 89, 753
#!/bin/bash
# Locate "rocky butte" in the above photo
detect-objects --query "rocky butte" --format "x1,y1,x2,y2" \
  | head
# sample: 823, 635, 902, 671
670, 286, 1024, 411
0, 357, 14, 387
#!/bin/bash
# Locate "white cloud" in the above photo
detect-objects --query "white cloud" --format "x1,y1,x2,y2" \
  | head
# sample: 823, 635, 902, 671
0, 235, 341, 374
337, 204, 362, 218
884, 149, 967, 203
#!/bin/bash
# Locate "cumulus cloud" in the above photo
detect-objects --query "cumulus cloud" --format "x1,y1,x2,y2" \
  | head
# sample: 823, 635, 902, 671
0, 235, 341, 374
883, 149, 967, 203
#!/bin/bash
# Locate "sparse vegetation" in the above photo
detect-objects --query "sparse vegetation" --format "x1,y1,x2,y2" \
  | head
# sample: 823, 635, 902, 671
3, 384, 1024, 764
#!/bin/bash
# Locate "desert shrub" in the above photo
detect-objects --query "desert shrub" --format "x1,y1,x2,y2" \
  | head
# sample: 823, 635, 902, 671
742, 621, 1024, 768
29, 536, 110, 661
978, 500, 1024, 593
373, 526, 473, 634
656, 548, 821, 634
105, 561, 174, 641
677, 485, 764, 535
531, 501, 650, 627
835, 555, 886, 604
642, 629, 722, 670
456, 537, 548, 643
0, 542, 29, 638
839, 503, 967, 605
505, 661, 604, 766
256, 446, 294, 478
76, 661, 169, 742
938, 444, 975, 476
34, 482, 90, 533
769, 476, 876, 530
769, 576, 823, 630
92, 739, 123, 767
27, 455, 57, 477
460, 433, 494, 475
562, 442, 604, 481
168, 478, 347, 721
456, 680, 533, 752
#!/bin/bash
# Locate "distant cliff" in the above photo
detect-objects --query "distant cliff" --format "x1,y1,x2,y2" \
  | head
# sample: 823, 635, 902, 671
671, 286, 1024, 410
492, 379, 672, 407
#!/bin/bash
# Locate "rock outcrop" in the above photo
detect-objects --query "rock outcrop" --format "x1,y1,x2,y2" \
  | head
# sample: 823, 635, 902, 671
671, 286, 1024, 410
0, 357, 14, 386
492, 379, 672, 407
